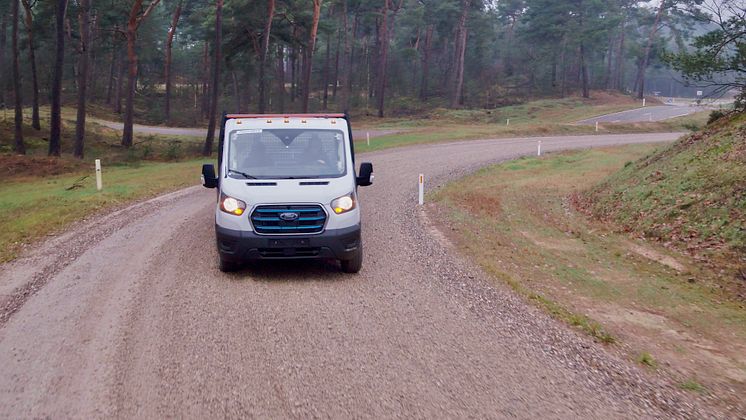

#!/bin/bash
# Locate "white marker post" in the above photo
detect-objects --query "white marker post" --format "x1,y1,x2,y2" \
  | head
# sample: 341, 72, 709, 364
506, 118, 510, 126
537, 141, 542, 156
642, 98, 646, 107
366, 132, 370, 147
595, 121, 599, 132
95, 159, 103, 191
418, 174, 424, 205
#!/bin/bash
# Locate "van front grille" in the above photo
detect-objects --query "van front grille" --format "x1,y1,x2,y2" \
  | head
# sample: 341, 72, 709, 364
251, 205, 327, 235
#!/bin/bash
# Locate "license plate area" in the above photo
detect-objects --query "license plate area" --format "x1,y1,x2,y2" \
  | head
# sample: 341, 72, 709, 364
268, 238, 310, 248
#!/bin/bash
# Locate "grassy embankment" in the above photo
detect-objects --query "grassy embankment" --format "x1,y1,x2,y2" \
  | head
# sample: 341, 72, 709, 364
430, 115, 745, 406
581, 111, 745, 281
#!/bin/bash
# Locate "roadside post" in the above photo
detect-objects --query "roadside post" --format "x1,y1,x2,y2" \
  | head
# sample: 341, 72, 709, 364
418, 174, 424, 205
95, 159, 103, 191
642, 98, 646, 107
506, 118, 510, 126
367, 132, 370, 147
537, 141, 542, 156
595, 121, 599, 132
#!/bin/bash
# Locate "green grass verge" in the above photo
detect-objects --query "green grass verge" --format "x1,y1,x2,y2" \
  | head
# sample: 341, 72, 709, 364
0, 160, 204, 263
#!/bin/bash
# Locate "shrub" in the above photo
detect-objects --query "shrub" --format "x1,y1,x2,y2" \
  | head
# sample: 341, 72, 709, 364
707, 110, 725, 125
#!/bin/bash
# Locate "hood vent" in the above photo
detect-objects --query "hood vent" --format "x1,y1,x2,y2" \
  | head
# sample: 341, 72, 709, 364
299, 181, 330, 186
246, 182, 277, 186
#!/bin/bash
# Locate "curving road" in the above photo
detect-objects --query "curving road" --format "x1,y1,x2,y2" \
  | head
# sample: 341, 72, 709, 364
0, 132, 714, 418
576, 105, 704, 125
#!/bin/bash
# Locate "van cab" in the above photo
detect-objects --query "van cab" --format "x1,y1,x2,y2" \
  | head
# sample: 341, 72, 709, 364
201, 114, 373, 273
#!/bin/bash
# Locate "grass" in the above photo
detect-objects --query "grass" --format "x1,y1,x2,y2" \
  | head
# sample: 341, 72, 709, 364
0, 106, 214, 263
637, 352, 658, 368
679, 379, 707, 393
430, 144, 746, 393
0, 159, 204, 263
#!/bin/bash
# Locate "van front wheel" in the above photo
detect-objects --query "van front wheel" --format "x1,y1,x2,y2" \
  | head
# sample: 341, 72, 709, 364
341, 245, 363, 274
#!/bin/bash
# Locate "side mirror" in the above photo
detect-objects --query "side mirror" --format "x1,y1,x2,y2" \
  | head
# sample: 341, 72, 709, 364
202, 164, 218, 189
356, 162, 374, 186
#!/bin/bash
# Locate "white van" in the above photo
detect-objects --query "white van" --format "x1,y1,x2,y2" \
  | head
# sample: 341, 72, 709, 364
201, 114, 374, 273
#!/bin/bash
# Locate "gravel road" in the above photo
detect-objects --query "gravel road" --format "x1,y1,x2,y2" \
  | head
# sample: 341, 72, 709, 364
0, 132, 717, 418
575, 105, 704, 124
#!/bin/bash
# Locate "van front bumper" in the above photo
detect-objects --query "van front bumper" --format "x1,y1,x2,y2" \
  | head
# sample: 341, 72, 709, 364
215, 224, 361, 262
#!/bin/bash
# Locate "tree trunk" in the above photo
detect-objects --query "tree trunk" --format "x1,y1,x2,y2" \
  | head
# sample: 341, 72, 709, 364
580, 42, 589, 98
258, 0, 275, 113
87, 12, 98, 101
450, 0, 469, 108
11, 0, 25, 154
122, 0, 162, 147
106, 33, 117, 104
420, 24, 433, 100
276, 44, 286, 112
122, 12, 139, 147
114, 49, 125, 113
0, 15, 6, 108
21, 0, 40, 130
551, 50, 557, 90
201, 41, 210, 118
635, 0, 665, 99
322, 32, 331, 110
332, 17, 341, 101
615, 19, 626, 91
338, 1, 351, 113
376, 0, 389, 118
604, 32, 614, 90
202, 0, 222, 156
74, 0, 91, 158
347, 12, 358, 105
165, 2, 182, 123
231, 70, 240, 112
290, 46, 297, 102
50, 0, 68, 157
301, 0, 322, 113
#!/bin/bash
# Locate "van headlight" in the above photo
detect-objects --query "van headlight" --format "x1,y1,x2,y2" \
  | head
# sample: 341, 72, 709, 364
331, 193, 356, 214
220, 194, 247, 216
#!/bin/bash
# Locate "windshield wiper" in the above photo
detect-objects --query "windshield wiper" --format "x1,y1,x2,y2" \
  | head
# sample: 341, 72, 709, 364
228, 169, 257, 179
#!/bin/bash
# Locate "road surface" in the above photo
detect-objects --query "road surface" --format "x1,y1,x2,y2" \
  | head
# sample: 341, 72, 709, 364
0, 132, 714, 418
93, 118, 399, 140
576, 105, 704, 125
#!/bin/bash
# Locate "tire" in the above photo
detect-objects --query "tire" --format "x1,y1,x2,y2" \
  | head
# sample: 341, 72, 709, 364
218, 254, 240, 272
340, 245, 363, 274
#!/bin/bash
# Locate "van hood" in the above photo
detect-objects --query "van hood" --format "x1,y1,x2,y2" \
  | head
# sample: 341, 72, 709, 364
220, 176, 353, 206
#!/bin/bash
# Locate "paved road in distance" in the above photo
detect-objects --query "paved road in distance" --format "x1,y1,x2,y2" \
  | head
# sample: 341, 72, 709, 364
576, 105, 705, 125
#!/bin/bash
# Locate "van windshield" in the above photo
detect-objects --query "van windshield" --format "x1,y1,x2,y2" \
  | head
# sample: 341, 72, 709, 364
227, 128, 347, 179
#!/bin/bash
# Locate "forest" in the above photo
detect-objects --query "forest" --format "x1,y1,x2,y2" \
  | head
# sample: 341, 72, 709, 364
0, 0, 743, 157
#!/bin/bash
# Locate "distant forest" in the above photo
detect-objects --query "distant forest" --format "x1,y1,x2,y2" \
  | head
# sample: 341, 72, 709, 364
0, 0, 742, 156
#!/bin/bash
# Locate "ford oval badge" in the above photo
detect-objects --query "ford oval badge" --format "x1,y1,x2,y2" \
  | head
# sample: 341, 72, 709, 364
279, 212, 300, 221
